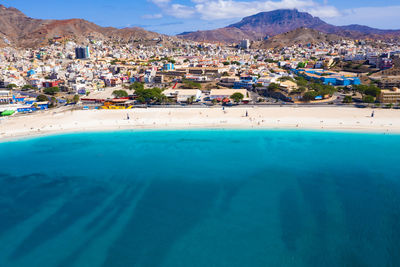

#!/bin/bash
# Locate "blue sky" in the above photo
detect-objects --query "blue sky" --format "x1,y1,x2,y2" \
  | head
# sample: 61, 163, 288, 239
2, 0, 400, 35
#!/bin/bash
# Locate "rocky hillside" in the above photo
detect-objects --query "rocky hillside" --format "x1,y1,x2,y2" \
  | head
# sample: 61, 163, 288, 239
253, 27, 345, 49
0, 5, 165, 48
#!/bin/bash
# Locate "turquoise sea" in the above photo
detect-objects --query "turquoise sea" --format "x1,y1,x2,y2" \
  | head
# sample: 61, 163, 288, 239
1, 130, 400, 267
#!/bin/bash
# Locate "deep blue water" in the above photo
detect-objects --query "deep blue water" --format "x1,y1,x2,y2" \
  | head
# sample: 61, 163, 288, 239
1, 130, 400, 267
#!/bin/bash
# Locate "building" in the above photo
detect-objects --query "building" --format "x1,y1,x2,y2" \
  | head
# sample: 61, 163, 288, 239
219, 76, 239, 87
75, 46, 90, 59
42, 80, 62, 88
163, 89, 202, 102
295, 69, 361, 86
378, 87, 400, 103
187, 67, 227, 76
154, 75, 164, 84
0, 90, 12, 104
279, 80, 298, 94
233, 76, 257, 89
239, 39, 250, 49
378, 57, 393, 70
163, 63, 175, 71
377, 78, 400, 89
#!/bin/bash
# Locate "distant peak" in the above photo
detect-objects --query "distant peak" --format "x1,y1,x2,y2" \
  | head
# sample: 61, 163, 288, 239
0, 5, 27, 17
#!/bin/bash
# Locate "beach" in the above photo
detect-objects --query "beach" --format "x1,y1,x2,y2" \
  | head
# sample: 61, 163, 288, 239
1, 106, 400, 140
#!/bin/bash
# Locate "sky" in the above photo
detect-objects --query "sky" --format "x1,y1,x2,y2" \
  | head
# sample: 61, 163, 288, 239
2, 0, 400, 35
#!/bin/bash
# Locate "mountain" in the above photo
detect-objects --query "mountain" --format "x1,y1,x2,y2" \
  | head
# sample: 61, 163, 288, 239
178, 9, 400, 43
0, 5, 165, 48
228, 9, 330, 37
177, 28, 257, 43
253, 27, 345, 49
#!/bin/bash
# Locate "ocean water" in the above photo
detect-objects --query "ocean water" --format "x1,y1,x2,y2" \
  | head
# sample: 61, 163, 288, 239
0, 130, 400, 267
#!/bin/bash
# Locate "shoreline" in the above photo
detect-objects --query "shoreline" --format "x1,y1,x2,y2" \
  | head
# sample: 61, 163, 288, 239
1, 106, 400, 142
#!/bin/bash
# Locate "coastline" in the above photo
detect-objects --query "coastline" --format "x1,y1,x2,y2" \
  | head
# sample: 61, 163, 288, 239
1, 106, 400, 142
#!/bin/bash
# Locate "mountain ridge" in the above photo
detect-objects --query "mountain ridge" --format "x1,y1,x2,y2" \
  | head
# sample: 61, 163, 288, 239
178, 9, 400, 43
0, 4, 166, 48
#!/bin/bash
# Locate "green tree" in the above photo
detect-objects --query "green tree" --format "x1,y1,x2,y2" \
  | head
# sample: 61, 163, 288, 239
6, 84, 17, 89
297, 62, 306, 68
22, 84, 35, 90
43, 87, 60, 95
129, 82, 145, 91
112, 90, 129, 98
302, 91, 319, 102
343, 95, 353, 103
354, 84, 380, 98
134, 87, 166, 104
49, 97, 57, 108
363, 95, 375, 103
364, 86, 381, 98
268, 83, 280, 92
295, 76, 308, 87
73, 94, 80, 103
36, 94, 48, 102
230, 92, 244, 103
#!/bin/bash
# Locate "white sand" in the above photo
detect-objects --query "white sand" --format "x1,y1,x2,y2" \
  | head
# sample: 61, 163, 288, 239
1, 106, 400, 141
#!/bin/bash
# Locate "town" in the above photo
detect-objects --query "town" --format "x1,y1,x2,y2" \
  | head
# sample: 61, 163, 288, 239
1, 34, 400, 117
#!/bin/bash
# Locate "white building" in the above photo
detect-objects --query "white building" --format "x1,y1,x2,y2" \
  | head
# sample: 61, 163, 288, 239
239, 40, 250, 50
163, 89, 202, 102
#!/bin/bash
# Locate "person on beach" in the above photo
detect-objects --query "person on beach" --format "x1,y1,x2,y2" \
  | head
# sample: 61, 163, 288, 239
245, 110, 248, 117
371, 111, 375, 118
127, 113, 130, 120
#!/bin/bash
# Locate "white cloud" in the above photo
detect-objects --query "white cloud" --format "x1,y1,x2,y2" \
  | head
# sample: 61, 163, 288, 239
142, 13, 163, 19
149, 0, 340, 20
167, 4, 196, 18
148, 0, 400, 31
148, 0, 171, 6
325, 5, 400, 29
193, 0, 340, 20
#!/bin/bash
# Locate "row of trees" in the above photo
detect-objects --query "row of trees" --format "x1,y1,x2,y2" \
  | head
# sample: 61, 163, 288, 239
342, 85, 382, 104
133, 87, 167, 104
113, 86, 246, 105
354, 84, 381, 100
266, 76, 338, 102
36, 94, 79, 105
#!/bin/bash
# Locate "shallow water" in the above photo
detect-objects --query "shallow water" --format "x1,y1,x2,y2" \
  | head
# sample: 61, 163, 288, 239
0, 130, 400, 267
